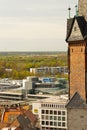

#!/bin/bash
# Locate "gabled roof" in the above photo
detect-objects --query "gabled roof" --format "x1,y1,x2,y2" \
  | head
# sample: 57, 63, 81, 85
66, 92, 87, 108
25, 109, 37, 125
66, 16, 87, 42
17, 115, 36, 130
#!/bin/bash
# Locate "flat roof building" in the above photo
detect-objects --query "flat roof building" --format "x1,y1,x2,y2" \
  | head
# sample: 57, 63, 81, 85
32, 95, 68, 130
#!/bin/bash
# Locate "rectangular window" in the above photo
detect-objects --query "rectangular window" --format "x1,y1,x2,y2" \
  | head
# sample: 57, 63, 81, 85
58, 122, 61, 126
50, 110, 53, 114
46, 115, 49, 120
42, 110, 45, 114
62, 111, 65, 115
62, 122, 66, 127
46, 121, 49, 125
46, 110, 49, 114
54, 116, 57, 120
58, 116, 61, 121
50, 121, 53, 126
54, 122, 57, 126
41, 115, 44, 119
50, 116, 53, 120
62, 117, 65, 121
54, 111, 57, 115
42, 121, 45, 125
58, 111, 61, 115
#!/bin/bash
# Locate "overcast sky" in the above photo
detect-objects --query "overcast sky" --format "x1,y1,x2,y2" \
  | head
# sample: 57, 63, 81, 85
0, 0, 77, 51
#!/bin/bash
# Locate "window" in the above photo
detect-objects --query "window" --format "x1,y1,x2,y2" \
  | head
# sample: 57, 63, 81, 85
58, 116, 61, 121
41, 115, 44, 119
50, 121, 53, 126
74, 26, 77, 31
46, 121, 49, 125
62, 117, 65, 121
62, 111, 65, 115
54, 116, 57, 120
50, 110, 53, 114
42, 110, 45, 114
42, 121, 45, 125
46, 115, 49, 120
50, 116, 53, 120
81, 48, 83, 52
58, 122, 61, 126
54, 111, 57, 115
54, 122, 57, 126
62, 122, 66, 127
58, 111, 61, 115
46, 110, 49, 114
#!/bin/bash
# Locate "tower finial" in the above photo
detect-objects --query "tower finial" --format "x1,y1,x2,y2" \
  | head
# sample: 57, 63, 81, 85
68, 6, 71, 19
75, 5, 78, 16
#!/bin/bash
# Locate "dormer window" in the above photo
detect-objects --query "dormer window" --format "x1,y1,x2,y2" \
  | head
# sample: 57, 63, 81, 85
74, 27, 77, 31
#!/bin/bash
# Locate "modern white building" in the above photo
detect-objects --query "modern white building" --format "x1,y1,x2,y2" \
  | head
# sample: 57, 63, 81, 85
32, 95, 68, 130
30, 66, 68, 75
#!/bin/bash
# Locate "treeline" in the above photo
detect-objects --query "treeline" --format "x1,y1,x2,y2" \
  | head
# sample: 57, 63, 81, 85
0, 53, 68, 79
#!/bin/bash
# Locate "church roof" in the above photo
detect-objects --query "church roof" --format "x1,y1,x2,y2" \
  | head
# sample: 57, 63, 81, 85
66, 16, 87, 42
66, 92, 87, 108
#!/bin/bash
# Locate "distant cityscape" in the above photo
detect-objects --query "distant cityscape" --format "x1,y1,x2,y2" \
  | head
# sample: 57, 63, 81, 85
0, 0, 87, 130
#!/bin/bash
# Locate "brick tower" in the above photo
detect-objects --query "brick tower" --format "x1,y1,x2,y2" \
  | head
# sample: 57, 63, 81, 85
66, 0, 87, 101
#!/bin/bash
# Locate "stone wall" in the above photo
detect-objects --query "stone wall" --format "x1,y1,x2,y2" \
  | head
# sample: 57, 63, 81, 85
67, 108, 87, 130
78, 0, 87, 21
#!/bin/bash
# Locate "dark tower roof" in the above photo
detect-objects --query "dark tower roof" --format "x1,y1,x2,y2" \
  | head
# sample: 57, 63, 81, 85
66, 16, 87, 42
66, 92, 87, 108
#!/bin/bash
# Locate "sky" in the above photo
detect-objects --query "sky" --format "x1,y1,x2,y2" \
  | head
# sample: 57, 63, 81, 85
0, 0, 77, 52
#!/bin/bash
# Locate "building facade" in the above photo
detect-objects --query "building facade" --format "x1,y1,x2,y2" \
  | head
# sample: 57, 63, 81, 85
32, 95, 68, 130
30, 66, 68, 76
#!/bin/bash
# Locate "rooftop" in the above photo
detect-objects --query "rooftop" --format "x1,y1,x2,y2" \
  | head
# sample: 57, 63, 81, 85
66, 92, 87, 108
32, 94, 68, 104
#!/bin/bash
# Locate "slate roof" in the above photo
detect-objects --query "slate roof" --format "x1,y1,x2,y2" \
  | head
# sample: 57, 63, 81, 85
17, 109, 38, 130
24, 109, 37, 125
66, 16, 87, 42
17, 115, 36, 130
66, 92, 87, 108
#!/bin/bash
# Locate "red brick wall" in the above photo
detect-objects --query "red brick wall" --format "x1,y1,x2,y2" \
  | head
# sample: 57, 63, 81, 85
68, 42, 87, 101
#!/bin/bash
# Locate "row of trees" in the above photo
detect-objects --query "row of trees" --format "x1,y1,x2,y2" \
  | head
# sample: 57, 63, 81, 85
0, 53, 68, 79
